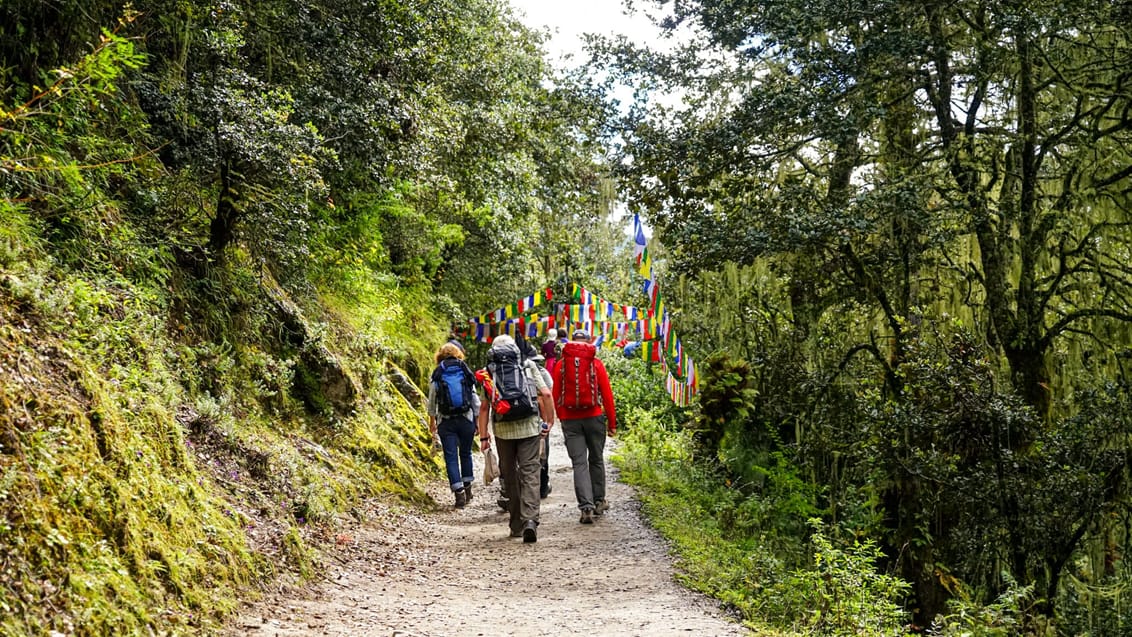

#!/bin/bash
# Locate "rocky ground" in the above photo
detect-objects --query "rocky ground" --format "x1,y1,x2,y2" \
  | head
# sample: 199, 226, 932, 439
225, 433, 750, 636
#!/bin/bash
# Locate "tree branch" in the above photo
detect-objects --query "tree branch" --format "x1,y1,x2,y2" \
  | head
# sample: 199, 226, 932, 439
1042, 309, 1132, 349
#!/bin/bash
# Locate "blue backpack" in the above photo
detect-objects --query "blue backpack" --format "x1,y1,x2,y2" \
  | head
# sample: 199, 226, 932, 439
433, 358, 475, 417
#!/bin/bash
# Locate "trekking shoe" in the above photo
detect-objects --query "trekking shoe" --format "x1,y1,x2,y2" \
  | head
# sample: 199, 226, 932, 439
463, 482, 474, 503
540, 485, 552, 499
510, 527, 523, 538
522, 520, 538, 543
497, 497, 509, 512
579, 508, 594, 524
454, 489, 467, 509
594, 499, 609, 515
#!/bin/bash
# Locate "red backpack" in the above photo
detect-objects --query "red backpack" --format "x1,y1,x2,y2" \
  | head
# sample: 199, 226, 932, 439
557, 341, 600, 410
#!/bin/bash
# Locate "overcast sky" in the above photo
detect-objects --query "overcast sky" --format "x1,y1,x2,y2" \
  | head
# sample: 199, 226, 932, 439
506, 0, 667, 65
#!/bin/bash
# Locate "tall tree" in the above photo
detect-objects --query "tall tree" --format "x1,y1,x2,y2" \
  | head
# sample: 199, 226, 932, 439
601, 0, 1132, 416
595, 0, 1132, 624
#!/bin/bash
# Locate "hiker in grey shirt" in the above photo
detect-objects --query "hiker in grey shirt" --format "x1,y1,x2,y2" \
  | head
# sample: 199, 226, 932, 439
477, 335, 554, 543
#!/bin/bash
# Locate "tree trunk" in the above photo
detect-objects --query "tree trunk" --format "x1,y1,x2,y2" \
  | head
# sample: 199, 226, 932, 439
882, 479, 950, 626
208, 160, 238, 260
926, 4, 1051, 418
1004, 345, 1050, 418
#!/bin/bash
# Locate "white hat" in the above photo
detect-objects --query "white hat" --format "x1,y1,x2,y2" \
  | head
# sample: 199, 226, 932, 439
491, 334, 516, 349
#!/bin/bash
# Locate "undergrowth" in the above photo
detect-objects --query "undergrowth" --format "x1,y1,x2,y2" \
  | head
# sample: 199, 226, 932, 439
606, 354, 912, 637
0, 178, 445, 634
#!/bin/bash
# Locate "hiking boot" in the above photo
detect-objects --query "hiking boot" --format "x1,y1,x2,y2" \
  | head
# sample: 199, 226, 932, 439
579, 508, 594, 524
594, 499, 609, 515
540, 485, 552, 499
454, 489, 467, 509
497, 496, 509, 512
522, 520, 538, 543
463, 482, 474, 503
510, 527, 523, 538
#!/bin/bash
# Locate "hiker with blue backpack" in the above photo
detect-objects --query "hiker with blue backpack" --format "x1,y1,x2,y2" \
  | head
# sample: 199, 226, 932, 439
427, 341, 481, 509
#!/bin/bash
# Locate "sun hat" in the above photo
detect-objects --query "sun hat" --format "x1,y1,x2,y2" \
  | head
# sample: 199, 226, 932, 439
491, 334, 516, 349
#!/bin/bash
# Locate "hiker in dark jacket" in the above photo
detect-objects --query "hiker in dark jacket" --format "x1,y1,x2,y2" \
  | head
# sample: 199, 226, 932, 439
541, 329, 558, 361
427, 342, 481, 509
530, 353, 556, 499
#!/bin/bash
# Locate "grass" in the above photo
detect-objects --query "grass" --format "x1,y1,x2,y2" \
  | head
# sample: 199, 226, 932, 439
611, 410, 770, 632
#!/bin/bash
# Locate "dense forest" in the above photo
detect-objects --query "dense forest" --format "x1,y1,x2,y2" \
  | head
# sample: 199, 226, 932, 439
1, 0, 1131, 636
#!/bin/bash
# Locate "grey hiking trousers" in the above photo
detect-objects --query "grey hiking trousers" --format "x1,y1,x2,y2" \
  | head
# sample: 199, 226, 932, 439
561, 416, 608, 511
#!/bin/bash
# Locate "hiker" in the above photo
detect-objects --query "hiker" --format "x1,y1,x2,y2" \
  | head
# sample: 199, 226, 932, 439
541, 328, 558, 361
495, 334, 544, 511
529, 353, 556, 499
622, 340, 642, 358
478, 335, 554, 542
553, 329, 617, 524
427, 342, 481, 509
545, 328, 568, 378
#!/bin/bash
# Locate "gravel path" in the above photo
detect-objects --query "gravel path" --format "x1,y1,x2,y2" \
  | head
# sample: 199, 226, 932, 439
227, 433, 750, 636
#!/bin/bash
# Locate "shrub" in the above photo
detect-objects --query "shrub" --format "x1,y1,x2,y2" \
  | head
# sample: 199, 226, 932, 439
767, 520, 911, 636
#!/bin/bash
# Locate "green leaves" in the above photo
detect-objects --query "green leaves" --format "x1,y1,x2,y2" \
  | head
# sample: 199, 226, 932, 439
772, 520, 911, 636
1, 24, 146, 172
589, 3, 1132, 629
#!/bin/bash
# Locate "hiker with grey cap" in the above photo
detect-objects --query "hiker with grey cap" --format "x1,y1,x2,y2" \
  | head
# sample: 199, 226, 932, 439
552, 329, 618, 524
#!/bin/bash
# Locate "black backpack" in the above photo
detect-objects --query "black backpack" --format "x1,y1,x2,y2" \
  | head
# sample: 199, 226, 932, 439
432, 358, 475, 417
486, 348, 537, 421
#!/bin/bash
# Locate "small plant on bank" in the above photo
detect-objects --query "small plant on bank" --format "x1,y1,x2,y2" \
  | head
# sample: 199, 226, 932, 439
927, 573, 1033, 637
767, 519, 911, 636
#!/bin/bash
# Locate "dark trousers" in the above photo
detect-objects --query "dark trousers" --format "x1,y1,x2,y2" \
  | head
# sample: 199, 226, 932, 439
438, 417, 475, 491
539, 437, 550, 496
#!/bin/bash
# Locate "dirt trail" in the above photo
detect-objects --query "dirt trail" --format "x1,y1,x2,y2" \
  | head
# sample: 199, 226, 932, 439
227, 433, 749, 636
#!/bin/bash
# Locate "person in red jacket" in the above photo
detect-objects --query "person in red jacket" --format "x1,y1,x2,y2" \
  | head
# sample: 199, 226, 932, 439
552, 329, 617, 524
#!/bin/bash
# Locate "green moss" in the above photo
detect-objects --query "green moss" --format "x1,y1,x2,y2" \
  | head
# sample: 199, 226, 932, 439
0, 315, 256, 634
281, 526, 314, 581
0, 211, 448, 635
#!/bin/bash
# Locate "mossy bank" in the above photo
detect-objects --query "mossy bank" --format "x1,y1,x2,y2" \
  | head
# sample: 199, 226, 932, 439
0, 200, 449, 635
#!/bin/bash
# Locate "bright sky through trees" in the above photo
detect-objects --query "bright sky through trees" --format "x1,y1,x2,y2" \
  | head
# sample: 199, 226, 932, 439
505, 0, 661, 236
507, 0, 668, 65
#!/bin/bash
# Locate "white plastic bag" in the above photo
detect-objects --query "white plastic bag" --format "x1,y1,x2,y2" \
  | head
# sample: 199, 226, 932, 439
483, 444, 500, 485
